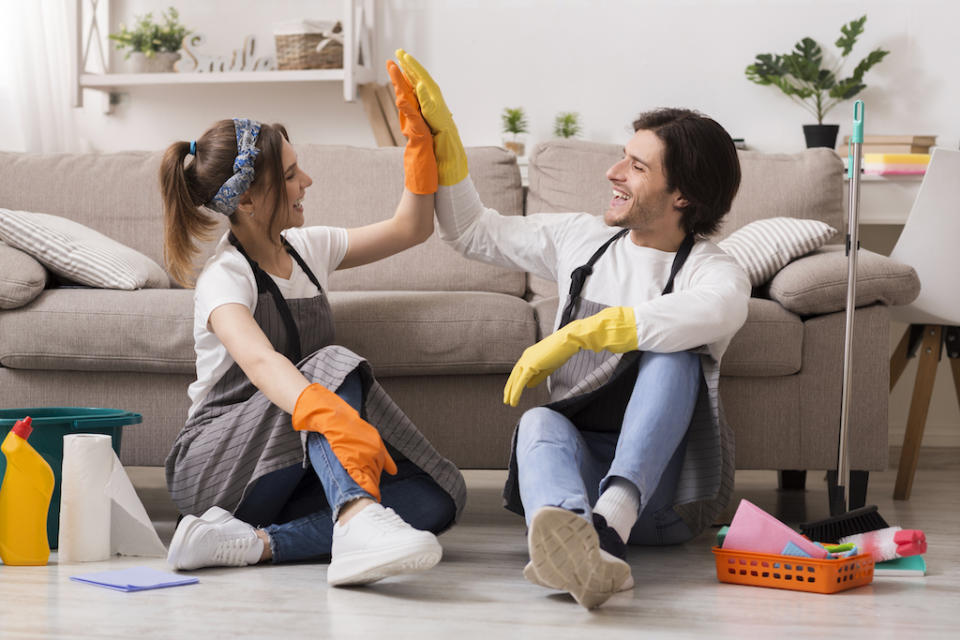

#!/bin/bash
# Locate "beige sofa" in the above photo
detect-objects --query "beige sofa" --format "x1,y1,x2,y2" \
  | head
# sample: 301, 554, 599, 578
0, 141, 920, 506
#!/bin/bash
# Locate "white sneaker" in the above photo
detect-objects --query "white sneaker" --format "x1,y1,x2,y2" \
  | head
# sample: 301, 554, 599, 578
327, 503, 442, 586
167, 510, 264, 571
526, 506, 632, 609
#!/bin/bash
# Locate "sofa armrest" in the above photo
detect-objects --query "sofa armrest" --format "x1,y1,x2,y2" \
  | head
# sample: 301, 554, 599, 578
530, 295, 559, 340
765, 245, 920, 315
0, 241, 47, 309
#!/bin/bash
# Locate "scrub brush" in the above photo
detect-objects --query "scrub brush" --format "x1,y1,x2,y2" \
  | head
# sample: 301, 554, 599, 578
798, 504, 889, 543
839, 526, 926, 562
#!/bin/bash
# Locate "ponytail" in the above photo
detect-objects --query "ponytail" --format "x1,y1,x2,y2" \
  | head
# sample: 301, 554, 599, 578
159, 141, 219, 287
158, 119, 292, 286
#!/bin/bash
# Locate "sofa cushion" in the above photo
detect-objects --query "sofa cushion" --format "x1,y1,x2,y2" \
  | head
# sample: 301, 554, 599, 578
275, 145, 525, 296
718, 149, 845, 241
0, 150, 168, 267
0, 289, 537, 377
721, 298, 803, 376
0, 209, 170, 289
766, 245, 921, 315
0, 146, 526, 296
525, 140, 845, 241
0, 289, 195, 373
0, 241, 47, 309
329, 291, 538, 375
717, 217, 837, 287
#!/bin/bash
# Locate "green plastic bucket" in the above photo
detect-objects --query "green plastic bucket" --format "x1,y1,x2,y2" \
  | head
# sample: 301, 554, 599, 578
0, 407, 141, 549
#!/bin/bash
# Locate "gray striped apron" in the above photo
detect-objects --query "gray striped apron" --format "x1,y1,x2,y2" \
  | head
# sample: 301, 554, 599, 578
503, 231, 734, 536
165, 234, 466, 520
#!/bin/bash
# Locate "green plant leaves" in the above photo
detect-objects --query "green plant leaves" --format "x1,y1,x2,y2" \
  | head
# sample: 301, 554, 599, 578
835, 15, 866, 56
501, 107, 529, 135
744, 14, 887, 124
108, 6, 190, 58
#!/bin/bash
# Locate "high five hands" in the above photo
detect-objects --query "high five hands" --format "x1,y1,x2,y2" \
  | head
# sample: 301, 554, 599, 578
394, 49, 469, 186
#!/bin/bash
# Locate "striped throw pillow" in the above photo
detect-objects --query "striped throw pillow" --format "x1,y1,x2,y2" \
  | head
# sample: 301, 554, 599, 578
718, 217, 838, 287
0, 209, 169, 290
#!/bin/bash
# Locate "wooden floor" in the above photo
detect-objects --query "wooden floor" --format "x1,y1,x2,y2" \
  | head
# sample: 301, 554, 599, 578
1, 448, 958, 638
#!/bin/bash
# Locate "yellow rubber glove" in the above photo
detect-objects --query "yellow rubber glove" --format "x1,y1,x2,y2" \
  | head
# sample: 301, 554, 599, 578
503, 306, 639, 407
386, 60, 437, 194
292, 383, 398, 502
395, 49, 469, 186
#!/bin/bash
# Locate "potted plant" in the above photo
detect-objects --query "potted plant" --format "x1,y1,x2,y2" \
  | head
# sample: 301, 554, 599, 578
109, 7, 191, 73
553, 112, 582, 139
745, 15, 888, 148
501, 107, 529, 156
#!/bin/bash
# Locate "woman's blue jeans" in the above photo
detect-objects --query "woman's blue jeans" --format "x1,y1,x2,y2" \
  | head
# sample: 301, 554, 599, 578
515, 350, 701, 545
234, 371, 456, 563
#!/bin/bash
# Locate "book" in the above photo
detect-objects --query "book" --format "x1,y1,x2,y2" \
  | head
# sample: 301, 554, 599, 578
844, 135, 937, 145
860, 143, 933, 154
862, 153, 930, 176
873, 555, 926, 577
840, 135, 937, 155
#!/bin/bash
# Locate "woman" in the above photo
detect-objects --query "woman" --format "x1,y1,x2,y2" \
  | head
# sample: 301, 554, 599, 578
160, 62, 465, 587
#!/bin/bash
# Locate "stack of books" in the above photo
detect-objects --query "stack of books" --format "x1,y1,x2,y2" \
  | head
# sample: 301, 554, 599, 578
862, 152, 930, 176
841, 134, 937, 154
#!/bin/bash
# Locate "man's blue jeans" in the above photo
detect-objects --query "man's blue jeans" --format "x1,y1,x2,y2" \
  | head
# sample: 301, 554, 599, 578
234, 371, 456, 563
515, 350, 701, 545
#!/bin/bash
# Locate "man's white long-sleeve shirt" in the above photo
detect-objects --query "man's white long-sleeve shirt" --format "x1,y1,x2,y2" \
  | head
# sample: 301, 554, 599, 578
436, 177, 751, 363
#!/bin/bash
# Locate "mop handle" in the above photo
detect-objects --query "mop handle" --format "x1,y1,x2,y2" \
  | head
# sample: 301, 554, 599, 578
838, 100, 864, 491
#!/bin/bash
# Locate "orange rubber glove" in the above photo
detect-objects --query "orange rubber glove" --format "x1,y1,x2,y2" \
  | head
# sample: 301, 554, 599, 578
292, 383, 397, 502
387, 60, 438, 194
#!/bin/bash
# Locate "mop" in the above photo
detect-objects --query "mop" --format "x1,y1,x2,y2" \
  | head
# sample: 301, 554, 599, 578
799, 100, 890, 542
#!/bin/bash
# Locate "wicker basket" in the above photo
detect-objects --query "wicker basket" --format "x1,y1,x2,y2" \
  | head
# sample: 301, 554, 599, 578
275, 22, 343, 70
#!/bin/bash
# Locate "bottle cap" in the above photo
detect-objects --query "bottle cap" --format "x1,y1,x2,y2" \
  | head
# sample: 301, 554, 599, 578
11, 416, 33, 440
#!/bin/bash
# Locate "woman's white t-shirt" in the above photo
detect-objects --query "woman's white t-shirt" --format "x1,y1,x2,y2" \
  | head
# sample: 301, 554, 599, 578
187, 226, 349, 418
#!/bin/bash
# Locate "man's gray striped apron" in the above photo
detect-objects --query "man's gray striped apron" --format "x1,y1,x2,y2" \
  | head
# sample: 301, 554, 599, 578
166, 234, 466, 520
503, 230, 734, 536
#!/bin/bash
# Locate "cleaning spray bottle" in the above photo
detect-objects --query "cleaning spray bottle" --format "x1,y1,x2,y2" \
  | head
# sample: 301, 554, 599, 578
0, 417, 56, 565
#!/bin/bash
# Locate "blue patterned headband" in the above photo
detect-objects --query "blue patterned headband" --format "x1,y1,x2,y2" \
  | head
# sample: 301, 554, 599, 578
207, 118, 262, 216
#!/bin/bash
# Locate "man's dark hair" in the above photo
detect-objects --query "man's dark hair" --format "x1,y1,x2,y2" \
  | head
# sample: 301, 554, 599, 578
632, 108, 741, 237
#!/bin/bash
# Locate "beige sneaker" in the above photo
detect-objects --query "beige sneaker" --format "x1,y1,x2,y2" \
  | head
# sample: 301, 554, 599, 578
526, 506, 632, 609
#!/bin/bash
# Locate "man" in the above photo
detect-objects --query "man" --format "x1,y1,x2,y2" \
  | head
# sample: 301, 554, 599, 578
396, 50, 750, 609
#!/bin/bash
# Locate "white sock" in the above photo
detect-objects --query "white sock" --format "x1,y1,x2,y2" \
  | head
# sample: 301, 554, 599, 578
593, 477, 641, 543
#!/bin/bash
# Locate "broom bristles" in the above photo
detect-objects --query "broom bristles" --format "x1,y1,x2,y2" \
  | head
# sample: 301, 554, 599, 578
799, 504, 889, 542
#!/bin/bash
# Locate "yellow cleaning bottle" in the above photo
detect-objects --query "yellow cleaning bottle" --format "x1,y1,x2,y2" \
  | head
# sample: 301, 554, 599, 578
0, 417, 55, 565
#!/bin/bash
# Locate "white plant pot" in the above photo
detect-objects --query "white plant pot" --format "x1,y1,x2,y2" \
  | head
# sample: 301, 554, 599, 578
127, 51, 180, 73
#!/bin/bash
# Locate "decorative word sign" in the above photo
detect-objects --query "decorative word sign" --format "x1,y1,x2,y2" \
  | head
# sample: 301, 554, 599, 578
176, 34, 276, 73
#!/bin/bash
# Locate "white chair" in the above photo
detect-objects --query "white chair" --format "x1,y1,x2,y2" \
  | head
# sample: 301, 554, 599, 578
888, 147, 960, 499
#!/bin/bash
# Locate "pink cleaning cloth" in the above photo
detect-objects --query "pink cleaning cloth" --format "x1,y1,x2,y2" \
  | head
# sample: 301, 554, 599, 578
721, 499, 829, 559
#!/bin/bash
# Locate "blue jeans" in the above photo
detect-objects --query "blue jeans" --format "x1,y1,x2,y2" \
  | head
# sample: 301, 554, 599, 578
234, 371, 456, 563
515, 350, 701, 545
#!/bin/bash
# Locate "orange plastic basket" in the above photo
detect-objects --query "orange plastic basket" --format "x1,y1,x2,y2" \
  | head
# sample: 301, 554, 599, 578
712, 546, 874, 594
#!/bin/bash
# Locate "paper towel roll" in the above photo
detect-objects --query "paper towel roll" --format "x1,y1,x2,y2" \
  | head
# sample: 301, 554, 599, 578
59, 434, 113, 562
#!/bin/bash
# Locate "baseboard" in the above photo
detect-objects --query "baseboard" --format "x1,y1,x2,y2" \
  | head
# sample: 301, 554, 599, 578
888, 424, 960, 447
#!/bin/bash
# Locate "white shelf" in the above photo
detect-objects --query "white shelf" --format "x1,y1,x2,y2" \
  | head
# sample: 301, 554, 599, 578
74, 0, 375, 110
80, 68, 373, 88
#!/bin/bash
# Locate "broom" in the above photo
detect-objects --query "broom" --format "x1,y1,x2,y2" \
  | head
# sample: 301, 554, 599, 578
798, 100, 889, 542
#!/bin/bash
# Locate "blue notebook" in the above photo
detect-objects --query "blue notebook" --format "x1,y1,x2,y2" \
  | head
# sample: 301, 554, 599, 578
70, 567, 199, 592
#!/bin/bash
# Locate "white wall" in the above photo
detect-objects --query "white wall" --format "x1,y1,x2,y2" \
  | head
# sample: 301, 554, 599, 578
2, 0, 958, 446
3, 0, 955, 153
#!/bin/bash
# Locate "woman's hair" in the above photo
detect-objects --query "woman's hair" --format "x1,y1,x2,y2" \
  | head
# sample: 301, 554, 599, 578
159, 119, 290, 287
632, 108, 741, 237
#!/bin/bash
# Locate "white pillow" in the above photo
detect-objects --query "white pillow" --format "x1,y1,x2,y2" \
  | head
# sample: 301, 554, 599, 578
718, 217, 838, 287
0, 209, 169, 290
